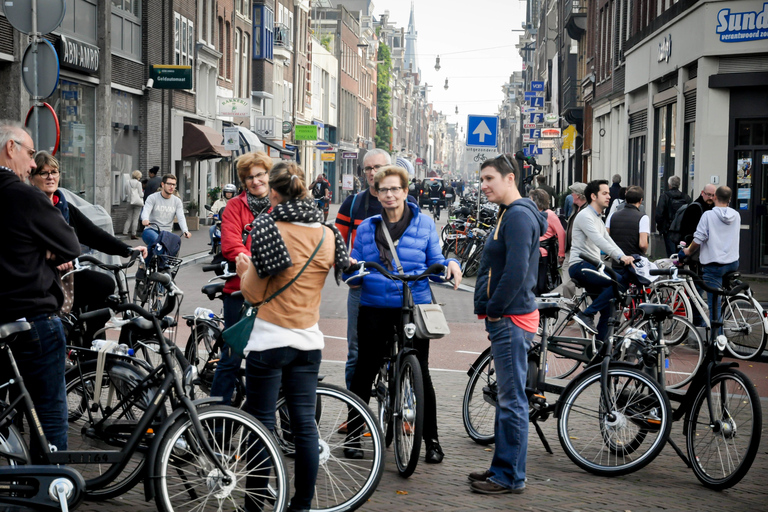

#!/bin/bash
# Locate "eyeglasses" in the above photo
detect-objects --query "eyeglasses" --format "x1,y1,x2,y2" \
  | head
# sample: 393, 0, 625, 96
164, 182, 177, 188
13, 140, 36, 159
494, 153, 515, 172
703, 192, 715, 197
364, 164, 384, 173
377, 186, 403, 195
245, 171, 268, 181
34, 170, 60, 179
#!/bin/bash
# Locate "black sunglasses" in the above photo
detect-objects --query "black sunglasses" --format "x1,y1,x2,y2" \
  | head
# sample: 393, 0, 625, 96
494, 153, 515, 172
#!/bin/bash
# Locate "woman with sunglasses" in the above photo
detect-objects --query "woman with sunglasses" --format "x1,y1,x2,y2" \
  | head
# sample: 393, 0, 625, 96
209, 150, 273, 406
469, 153, 547, 495
344, 165, 462, 464
29, 151, 148, 342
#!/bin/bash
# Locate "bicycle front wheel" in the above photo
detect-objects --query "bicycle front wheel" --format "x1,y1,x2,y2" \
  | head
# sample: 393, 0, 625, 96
722, 297, 768, 360
154, 405, 288, 512
686, 369, 761, 490
394, 354, 424, 478
462, 350, 496, 445
632, 316, 704, 389
557, 366, 671, 476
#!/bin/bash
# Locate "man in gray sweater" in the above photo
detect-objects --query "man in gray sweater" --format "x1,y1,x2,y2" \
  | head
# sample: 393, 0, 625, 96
141, 173, 191, 239
569, 179, 634, 341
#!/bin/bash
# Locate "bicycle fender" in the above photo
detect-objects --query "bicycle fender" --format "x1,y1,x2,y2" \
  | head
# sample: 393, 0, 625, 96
552, 361, 639, 418
143, 396, 224, 501
467, 347, 492, 377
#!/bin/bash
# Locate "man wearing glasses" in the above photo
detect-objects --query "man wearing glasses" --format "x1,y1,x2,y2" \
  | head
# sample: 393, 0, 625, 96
141, 174, 191, 240
335, 148, 418, 390
0, 120, 81, 456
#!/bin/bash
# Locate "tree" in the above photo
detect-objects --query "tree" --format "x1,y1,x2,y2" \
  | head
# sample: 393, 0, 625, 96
375, 42, 392, 149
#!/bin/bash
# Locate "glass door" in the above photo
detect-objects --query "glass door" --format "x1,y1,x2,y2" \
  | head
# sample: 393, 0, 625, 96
756, 151, 768, 268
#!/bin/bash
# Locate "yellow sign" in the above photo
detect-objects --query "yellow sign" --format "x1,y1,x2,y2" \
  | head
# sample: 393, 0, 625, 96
561, 125, 577, 151
321, 152, 336, 162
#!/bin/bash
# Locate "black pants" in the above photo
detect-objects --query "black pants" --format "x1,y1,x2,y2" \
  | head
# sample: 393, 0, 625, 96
73, 269, 117, 342
349, 306, 439, 441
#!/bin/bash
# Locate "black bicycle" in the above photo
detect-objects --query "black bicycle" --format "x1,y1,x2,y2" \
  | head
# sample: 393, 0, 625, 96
0, 272, 288, 512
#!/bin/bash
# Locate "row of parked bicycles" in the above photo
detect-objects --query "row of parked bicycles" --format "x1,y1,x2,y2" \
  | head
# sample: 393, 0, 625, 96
440, 197, 499, 277
462, 252, 764, 490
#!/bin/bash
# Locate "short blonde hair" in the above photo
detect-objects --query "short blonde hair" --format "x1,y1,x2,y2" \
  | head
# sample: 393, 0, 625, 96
33, 151, 58, 173
236, 151, 273, 185
132, 170, 143, 180
373, 165, 409, 191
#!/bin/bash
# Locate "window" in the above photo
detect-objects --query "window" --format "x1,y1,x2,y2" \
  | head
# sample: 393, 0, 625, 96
112, 0, 141, 59
198, 0, 214, 44
237, 0, 251, 19
242, 32, 249, 97
234, 28, 241, 95
652, 102, 677, 228
226, 22, 231, 79
218, 17, 225, 79
174, 13, 194, 71
253, 4, 274, 60
330, 76, 337, 107
61, 0, 97, 43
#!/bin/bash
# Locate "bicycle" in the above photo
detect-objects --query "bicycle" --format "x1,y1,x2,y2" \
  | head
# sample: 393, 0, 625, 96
2, 272, 289, 511
345, 260, 448, 478
185, 261, 386, 511
134, 223, 183, 314
430, 197, 441, 221
648, 253, 767, 360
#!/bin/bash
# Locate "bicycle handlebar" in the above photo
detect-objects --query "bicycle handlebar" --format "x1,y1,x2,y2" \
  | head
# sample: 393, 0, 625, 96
649, 268, 750, 297
344, 261, 447, 284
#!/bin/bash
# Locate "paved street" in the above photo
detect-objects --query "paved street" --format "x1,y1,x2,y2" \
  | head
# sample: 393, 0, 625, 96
66, 203, 768, 512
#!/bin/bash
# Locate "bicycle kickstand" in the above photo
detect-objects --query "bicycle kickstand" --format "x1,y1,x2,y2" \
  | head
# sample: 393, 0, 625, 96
531, 418, 553, 454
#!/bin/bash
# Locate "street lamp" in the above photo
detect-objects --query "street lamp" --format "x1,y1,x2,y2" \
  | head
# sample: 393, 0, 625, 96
455, 105, 458, 114
434, 55, 441, 71
444, 78, 449, 90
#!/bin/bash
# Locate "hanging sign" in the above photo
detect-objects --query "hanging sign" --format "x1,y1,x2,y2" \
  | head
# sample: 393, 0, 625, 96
541, 128, 562, 138
218, 98, 251, 117
150, 65, 192, 89
321, 152, 336, 162
295, 125, 318, 141
58, 35, 100, 75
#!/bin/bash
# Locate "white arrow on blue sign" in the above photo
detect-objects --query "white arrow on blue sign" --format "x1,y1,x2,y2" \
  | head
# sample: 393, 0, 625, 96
466, 115, 499, 147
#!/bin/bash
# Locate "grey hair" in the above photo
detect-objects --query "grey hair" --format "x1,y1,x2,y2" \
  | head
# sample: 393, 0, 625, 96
363, 148, 392, 166
612, 174, 621, 184
0, 120, 29, 153
668, 175, 681, 189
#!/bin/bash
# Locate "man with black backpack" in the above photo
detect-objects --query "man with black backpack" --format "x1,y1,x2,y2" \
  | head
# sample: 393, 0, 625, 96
655, 175, 691, 257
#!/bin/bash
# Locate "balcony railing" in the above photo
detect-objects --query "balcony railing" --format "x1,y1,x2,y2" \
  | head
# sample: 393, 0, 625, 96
274, 23, 292, 50
562, 76, 584, 112
564, 0, 587, 39
565, 0, 587, 14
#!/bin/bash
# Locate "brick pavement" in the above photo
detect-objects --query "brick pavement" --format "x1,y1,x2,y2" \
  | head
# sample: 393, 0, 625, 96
72, 362, 767, 512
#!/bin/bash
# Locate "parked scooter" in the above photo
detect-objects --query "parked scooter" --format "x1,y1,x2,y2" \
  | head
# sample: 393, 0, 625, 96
204, 204, 222, 256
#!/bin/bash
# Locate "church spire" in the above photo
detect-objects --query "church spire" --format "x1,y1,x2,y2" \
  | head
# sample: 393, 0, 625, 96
404, 1, 419, 75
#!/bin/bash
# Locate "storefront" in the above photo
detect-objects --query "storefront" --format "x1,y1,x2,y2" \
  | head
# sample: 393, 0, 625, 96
624, 0, 768, 271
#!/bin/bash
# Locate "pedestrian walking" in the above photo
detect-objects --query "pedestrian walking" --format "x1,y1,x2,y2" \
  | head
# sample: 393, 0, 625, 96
123, 170, 144, 239
470, 153, 546, 495
143, 165, 161, 202
0, 120, 81, 458
682, 186, 739, 330
655, 175, 691, 257
535, 175, 556, 209
609, 174, 622, 211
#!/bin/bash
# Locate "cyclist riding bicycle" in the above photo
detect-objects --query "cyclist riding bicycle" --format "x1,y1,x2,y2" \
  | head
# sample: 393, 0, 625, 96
311, 173, 332, 222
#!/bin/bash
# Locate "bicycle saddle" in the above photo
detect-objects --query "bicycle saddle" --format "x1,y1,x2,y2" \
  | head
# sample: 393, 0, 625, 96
537, 302, 561, 318
637, 303, 674, 321
722, 271, 741, 287
0, 321, 31, 340
127, 315, 176, 332
202, 282, 226, 300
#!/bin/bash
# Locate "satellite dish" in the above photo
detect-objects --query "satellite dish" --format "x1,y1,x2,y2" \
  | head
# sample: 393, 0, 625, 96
21, 39, 60, 99
25, 102, 61, 156
4, 0, 67, 35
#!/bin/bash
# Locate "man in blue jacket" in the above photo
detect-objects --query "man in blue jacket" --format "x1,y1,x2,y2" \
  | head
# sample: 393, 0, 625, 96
470, 154, 547, 495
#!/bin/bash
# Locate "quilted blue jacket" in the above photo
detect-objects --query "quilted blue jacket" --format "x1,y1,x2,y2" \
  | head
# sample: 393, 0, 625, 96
345, 202, 458, 308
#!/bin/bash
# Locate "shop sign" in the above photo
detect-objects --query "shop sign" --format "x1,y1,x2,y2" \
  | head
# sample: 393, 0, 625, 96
150, 65, 192, 89
321, 152, 336, 162
218, 97, 251, 117
58, 35, 99, 74
295, 125, 318, 141
657, 34, 672, 63
342, 152, 357, 159
544, 113, 559, 124
716, 4, 768, 43
282, 121, 293, 134
523, 123, 537, 129
223, 127, 240, 150
416, 157, 425, 164
537, 139, 556, 149
541, 128, 561, 138
561, 125, 577, 151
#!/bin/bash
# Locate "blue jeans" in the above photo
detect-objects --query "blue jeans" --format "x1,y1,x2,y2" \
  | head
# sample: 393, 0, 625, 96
701, 261, 739, 332
13, 314, 68, 458
570, 261, 622, 342
485, 317, 533, 490
209, 293, 245, 406
246, 347, 321, 511
345, 287, 361, 390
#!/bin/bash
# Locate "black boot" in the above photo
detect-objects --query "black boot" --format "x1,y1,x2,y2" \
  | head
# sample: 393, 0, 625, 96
425, 439, 444, 464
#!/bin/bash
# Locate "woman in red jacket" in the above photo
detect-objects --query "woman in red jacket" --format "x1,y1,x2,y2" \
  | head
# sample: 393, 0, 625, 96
209, 150, 273, 405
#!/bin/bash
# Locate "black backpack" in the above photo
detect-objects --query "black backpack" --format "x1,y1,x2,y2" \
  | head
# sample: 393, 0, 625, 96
667, 195, 689, 222
667, 201, 702, 246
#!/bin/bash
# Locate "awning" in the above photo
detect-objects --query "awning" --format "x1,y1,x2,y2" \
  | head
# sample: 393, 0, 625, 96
256, 133, 295, 158
182, 122, 231, 160
231, 126, 265, 159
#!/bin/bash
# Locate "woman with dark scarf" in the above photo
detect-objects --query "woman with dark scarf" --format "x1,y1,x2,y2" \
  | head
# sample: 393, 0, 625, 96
343, 165, 462, 464
210, 150, 274, 405
29, 151, 147, 342
235, 161, 351, 512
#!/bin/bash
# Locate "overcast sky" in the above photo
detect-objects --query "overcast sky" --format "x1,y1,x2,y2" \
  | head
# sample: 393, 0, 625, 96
377, 0, 527, 135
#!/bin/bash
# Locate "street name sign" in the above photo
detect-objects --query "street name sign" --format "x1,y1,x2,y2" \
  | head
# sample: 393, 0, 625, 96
466, 115, 499, 147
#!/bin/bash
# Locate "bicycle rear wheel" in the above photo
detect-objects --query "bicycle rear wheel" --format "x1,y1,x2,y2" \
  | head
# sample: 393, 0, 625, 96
686, 369, 761, 490
394, 354, 424, 478
154, 405, 288, 512
541, 306, 590, 379
274, 383, 384, 512
722, 297, 768, 360
631, 316, 704, 389
557, 366, 671, 476
462, 350, 495, 445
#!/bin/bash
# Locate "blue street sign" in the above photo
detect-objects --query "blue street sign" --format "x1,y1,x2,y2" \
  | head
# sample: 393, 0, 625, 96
524, 91, 539, 100
529, 113, 544, 124
529, 129, 541, 139
466, 115, 499, 147
531, 81, 545, 92
524, 145, 543, 156
528, 96, 545, 108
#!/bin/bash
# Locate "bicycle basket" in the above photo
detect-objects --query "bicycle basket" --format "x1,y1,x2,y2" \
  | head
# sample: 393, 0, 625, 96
158, 254, 183, 276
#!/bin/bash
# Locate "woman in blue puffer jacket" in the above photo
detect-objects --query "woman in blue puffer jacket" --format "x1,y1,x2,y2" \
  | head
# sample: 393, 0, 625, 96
344, 165, 462, 464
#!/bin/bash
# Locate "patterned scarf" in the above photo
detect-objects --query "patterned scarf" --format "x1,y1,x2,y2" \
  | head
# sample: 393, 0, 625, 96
246, 192, 271, 218
250, 198, 350, 282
